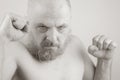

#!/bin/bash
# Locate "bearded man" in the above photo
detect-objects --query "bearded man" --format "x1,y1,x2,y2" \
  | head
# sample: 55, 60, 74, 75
0, 0, 117, 80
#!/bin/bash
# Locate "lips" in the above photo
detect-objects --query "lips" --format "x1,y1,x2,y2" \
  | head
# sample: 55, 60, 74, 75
44, 46, 58, 50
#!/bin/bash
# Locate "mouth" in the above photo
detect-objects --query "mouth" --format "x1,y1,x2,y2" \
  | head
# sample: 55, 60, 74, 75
44, 46, 58, 50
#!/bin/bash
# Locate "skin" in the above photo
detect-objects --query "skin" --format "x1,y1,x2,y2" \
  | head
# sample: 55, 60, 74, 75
0, 0, 117, 80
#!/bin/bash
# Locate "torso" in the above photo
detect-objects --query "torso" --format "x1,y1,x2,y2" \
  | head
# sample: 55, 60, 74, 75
11, 37, 85, 80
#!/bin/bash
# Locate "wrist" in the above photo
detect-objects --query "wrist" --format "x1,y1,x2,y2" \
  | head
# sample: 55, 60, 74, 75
97, 58, 113, 66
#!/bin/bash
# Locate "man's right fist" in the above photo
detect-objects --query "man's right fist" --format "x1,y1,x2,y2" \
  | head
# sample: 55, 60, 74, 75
0, 13, 28, 42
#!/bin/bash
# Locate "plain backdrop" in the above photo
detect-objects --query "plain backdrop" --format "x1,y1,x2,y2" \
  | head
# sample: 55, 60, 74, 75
0, 0, 120, 80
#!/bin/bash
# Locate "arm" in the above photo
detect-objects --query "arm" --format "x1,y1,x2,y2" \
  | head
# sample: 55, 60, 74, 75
2, 54, 17, 80
88, 35, 117, 80
80, 45, 95, 80
77, 35, 116, 80
0, 34, 17, 80
0, 36, 5, 80
94, 59, 112, 80
0, 13, 27, 80
73, 36, 95, 80
83, 52, 112, 80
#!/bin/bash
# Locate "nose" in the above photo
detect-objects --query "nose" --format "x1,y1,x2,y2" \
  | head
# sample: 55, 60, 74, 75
46, 28, 59, 44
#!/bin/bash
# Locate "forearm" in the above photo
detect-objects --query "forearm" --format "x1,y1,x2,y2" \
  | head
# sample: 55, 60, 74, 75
0, 36, 5, 80
94, 59, 112, 80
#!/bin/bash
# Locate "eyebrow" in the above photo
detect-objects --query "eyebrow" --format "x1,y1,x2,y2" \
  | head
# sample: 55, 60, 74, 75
35, 23, 68, 28
57, 24, 68, 27
36, 23, 48, 27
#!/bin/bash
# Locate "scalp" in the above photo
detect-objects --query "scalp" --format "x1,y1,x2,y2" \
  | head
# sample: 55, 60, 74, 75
27, 0, 71, 23
28, 0, 71, 7
27, 0, 71, 15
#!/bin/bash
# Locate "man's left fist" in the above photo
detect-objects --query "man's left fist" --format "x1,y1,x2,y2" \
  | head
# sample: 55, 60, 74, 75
88, 35, 117, 60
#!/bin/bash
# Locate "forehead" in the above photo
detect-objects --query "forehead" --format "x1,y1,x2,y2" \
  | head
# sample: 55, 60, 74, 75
27, 0, 71, 26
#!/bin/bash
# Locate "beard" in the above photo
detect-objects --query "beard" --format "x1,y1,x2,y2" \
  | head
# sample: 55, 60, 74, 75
36, 47, 64, 61
34, 38, 69, 62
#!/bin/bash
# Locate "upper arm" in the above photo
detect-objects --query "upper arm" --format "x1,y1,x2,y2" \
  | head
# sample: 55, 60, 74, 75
0, 38, 5, 80
2, 42, 17, 80
82, 51, 95, 80
73, 36, 95, 80
2, 56, 17, 80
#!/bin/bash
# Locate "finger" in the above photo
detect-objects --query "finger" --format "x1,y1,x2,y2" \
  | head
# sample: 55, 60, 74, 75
88, 45, 108, 58
92, 35, 101, 47
103, 39, 112, 50
88, 45, 99, 55
97, 35, 106, 50
9, 25, 25, 41
8, 13, 28, 31
12, 19, 27, 30
108, 41, 117, 50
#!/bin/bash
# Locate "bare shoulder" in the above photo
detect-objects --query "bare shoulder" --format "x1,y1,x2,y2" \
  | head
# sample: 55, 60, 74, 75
4, 41, 28, 59
69, 35, 85, 53
70, 35, 95, 80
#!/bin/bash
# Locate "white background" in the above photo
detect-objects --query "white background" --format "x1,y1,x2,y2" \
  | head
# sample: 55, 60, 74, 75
0, 0, 120, 80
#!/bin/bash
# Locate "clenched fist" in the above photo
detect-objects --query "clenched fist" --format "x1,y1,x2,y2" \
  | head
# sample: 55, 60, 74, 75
0, 13, 28, 42
88, 35, 117, 60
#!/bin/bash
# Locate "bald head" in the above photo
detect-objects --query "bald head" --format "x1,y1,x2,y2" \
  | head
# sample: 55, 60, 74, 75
28, 0, 71, 9
27, 0, 71, 19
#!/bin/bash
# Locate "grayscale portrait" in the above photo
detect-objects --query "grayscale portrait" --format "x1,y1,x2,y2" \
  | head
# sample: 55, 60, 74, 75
0, 0, 120, 80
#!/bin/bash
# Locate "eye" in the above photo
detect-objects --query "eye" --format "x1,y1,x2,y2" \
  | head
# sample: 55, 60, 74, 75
37, 25, 48, 33
57, 25, 66, 31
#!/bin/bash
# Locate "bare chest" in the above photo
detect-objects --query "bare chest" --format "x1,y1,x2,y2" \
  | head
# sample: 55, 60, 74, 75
14, 49, 84, 80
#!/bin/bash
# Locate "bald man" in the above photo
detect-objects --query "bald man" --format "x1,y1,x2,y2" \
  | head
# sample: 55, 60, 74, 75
0, 0, 117, 80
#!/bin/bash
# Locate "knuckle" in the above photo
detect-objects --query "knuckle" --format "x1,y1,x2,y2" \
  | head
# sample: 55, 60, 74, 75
5, 13, 12, 18
113, 42, 117, 47
92, 37, 96, 42
5, 14, 11, 20
92, 38, 95, 43
98, 41, 102, 45
4, 13, 14, 22
104, 39, 111, 44
93, 35, 99, 40
110, 41, 117, 48
95, 38, 99, 43
93, 37, 98, 42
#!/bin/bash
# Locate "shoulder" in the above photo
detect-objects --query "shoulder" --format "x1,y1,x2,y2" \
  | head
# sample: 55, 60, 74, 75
69, 35, 89, 60
70, 35, 93, 61
4, 41, 29, 60
69, 35, 86, 53
70, 35, 95, 80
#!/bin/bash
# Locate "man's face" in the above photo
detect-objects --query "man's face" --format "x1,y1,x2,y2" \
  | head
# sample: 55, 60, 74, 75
27, 0, 71, 61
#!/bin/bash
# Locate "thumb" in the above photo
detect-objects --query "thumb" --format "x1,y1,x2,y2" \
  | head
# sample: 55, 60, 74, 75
88, 45, 99, 57
11, 13, 28, 32
8, 20, 26, 41
88, 45, 107, 58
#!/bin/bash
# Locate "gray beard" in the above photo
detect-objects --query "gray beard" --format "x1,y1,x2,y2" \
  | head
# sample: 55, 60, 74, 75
35, 47, 64, 61
34, 38, 70, 62
25, 35, 71, 62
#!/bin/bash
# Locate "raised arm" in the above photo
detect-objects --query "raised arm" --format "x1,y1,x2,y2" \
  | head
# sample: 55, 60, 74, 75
79, 35, 117, 80
0, 13, 28, 80
88, 35, 117, 80
0, 36, 5, 80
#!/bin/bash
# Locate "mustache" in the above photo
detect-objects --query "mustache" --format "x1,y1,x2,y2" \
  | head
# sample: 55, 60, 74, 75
41, 39, 59, 48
